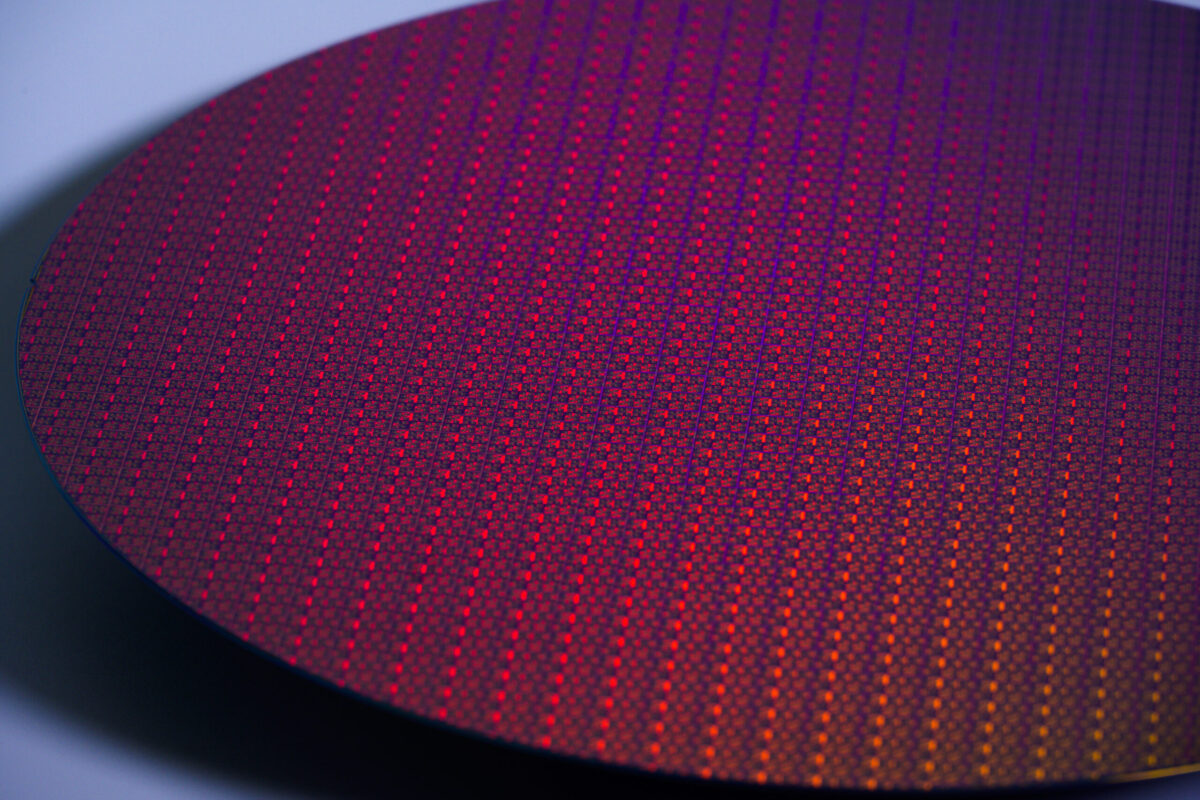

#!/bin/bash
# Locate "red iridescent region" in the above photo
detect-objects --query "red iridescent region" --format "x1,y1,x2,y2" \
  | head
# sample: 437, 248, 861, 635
16, 0, 1200, 789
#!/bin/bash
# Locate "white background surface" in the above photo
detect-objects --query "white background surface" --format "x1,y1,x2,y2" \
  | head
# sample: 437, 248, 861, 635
3, 2, 1200, 798
0, 1, 473, 229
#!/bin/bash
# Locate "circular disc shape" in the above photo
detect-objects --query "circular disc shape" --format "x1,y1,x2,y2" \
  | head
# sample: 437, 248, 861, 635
17, 0, 1200, 790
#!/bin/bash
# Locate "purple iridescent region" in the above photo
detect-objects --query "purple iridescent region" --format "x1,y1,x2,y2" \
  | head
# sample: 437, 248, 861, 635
16, 0, 1200, 789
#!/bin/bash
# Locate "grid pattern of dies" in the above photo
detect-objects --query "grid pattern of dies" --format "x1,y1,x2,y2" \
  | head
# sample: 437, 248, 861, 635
16, 0, 1200, 789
